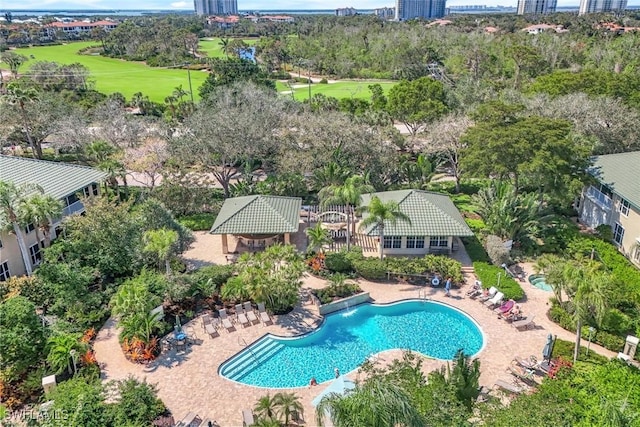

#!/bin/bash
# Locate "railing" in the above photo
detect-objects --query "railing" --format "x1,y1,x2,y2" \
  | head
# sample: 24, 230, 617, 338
238, 337, 260, 364
585, 186, 612, 210
62, 200, 85, 217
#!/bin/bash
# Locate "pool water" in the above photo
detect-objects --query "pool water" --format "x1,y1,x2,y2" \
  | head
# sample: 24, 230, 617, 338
528, 274, 553, 292
218, 300, 484, 388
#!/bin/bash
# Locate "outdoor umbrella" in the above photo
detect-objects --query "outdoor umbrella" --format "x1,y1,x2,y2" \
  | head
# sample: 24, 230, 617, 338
311, 376, 356, 407
542, 334, 555, 361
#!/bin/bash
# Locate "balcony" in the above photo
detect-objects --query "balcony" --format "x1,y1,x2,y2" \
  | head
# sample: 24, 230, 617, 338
585, 186, 612, 210
62, 200, 85, 217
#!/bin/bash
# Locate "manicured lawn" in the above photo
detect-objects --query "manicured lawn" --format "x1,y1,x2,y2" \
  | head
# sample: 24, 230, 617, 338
198, 38, 258, 58
276, 80, 396, 101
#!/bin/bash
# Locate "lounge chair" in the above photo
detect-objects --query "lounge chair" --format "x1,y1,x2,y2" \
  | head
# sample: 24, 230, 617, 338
513, 315, 536, 330
203, 319, 219, 339
176, 412, 202, 427
508, 361, 538, 385
218, 309, 235, 333
478, 286, 497, 302
235, 304, 250, 328
494, 379, 527, 395
467, 280, 482, 298
493, 299, 515, 314
501, 305, 523, 321
484, 292, 504, 309
514, 355, 537, 370
242, 409, 255, 426
257, 302, 272, 326
244, 301, 258, 324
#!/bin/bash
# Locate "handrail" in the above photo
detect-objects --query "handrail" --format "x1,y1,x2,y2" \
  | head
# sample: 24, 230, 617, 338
238, 336, 261, 364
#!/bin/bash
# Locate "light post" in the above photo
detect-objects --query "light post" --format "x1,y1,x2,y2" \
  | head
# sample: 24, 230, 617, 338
586, 327, 596, 356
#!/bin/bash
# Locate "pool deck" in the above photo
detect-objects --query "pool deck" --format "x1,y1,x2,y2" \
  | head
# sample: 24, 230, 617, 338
93, 234, 617, 427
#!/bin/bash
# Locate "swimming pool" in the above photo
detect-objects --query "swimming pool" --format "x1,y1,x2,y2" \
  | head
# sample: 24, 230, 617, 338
528, 274, 553, 292
218, 300, 484, 388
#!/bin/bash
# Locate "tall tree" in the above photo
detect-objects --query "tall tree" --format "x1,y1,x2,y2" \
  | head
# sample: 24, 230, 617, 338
143, 228, 179, 275
1, 52, 28, 78
0, 181, 43, 275
358, 196, 411, 260
19, 193, 63, 248
386, 77, 448, 136
1, 83, 39, 158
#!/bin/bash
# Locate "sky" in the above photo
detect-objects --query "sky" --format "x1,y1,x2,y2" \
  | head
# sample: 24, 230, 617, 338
0, 0, 599, 11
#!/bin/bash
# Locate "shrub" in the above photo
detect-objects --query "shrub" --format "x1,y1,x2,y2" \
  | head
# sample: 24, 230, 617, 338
193, 265, 234, 289
324, 252, 353, 273
600, 308, 632, 335
485, 234, 510, 266
319, 78, 329, 84
464, 218, 486, 233
177, 213, 217, 231
384, 255, 464, 285
292, 76, 312, 84
473, 262, 524, 301
352, 258, 387, 280
270, 70, 291, 80
551, 339, 608, 364
313, 281, 362, 305
595, 224, 613, 242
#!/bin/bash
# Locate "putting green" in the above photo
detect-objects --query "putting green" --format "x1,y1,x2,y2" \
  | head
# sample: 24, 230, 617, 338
276, 80, 395, 101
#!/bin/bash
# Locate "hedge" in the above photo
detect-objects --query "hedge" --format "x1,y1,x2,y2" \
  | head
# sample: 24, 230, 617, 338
352, 258, 387, 280
473, 261, 524, 301
384, 255, 464, 285
324, 252, 353, 273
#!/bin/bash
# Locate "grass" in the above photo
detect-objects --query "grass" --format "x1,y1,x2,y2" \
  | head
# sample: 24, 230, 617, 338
198, 38, 258, 58
276, 80, 396, 101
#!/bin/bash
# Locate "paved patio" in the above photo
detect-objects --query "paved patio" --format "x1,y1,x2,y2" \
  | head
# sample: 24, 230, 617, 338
93, 233, 616, 426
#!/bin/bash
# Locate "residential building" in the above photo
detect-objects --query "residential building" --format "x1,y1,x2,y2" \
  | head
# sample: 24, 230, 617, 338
579, 0, 626, 15
373, 7, 396, 19
578, 151, 640, 268
336, 7, 357, 16
395, 0, 446, 20
43, 20, 118, 38
360, 190, 473, 256
0, 155, 106, 279
194, 0, 238, 16
517, 0, 557, 14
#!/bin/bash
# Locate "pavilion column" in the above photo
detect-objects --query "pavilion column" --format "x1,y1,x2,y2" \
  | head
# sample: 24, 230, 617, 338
284, 233, 291, 245
221, 234, 229, 254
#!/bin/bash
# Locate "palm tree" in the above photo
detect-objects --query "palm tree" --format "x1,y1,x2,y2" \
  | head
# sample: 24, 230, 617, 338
19, 194, 63, 248
0, 181, 43, 275
274, 392, 304, 426
219, 37, 231, 58
47, 333, 87, 375
534, 254, 572, 306
319, 175, 374, 250
311, 162, 350, 191
447, 350, 481, 410
0, 52, 28, 78
172, 85, 189, 102
358, 196, 411, 260
252, 418, 281, 427
254, 394, 279, 422
120, 310, 162, 343
143, 228, 179, 275
315, 378, 424, 427
305, 222, 332, 253
2, 83, 40, 158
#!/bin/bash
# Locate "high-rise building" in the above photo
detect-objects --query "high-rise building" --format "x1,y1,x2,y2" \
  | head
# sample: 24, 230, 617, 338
373, 7, 396, 19
336, 7, 357, 16
194, 0, 237, 15
395, 0, 446, 20
516, 0, 556, 14
579, 0, 626, 14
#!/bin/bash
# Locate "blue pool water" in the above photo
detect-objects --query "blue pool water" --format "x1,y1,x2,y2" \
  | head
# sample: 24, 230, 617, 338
219, 300, 484, 388
528, 274, 553, 292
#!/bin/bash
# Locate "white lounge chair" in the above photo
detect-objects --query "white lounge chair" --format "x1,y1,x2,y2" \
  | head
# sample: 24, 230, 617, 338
235, 304, 250, 328
484, 292, 504, 309
257, 302, 272, 326
218, 308, 235, 333
513, 315, 536, 331
244, 301, 258, 324
478, 286, 497, 302
242, 409, 255, 426
494, 379, 527, 394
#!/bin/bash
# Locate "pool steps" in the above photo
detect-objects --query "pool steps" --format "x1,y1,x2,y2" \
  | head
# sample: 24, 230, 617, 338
221, 337, 284, 381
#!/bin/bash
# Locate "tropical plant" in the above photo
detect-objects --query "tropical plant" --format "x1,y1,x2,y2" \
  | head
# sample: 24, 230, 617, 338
254, 394, 279, 421
447, 350, 481, 410
2, 83, 40, 158
274, 392, 304, 425
358, 196, 411, 260
46, 333, 87, 375
18, 193, 63, 247
143, 228, 179, 275
305, 222, 332, 253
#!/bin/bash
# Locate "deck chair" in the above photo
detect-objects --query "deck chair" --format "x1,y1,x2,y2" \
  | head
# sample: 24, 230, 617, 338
493, 299, 515, 314
513, 355, 537, 370
203, 317, 219, 339
478, 286, 497, 302
176, 412, 201, 427
244, 301, 258, 324
235, 304, 250, 328
494, 379, 527, 395
484, 292, 504, 309
508, 361, 537, 385
257, 302, 272, 326
218, 308, 235, 333
242, 409, 255, 426
512, 315, 536, 330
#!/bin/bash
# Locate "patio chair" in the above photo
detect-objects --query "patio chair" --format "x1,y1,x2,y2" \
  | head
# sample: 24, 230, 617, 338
218, 309, 235, 333
484, 292, 504, 309
478, 286, 497, 302
257, 302, 272, 326
242, 409, 255, 426
235, 304, 250, 328
514, 355, 538, 370
508, 362, 538, 385
512, 315, 536, 331
467, 280, 482, 298
494, 379, 527, 395
176, 412, 202, 427
493, 299, 515, 315
244, 301, 258, 324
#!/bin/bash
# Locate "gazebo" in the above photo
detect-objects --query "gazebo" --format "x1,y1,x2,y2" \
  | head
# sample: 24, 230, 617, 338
209, 195, 302, 254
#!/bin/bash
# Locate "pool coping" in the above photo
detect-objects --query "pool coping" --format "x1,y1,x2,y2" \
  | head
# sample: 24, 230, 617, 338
217, 298, 486, 389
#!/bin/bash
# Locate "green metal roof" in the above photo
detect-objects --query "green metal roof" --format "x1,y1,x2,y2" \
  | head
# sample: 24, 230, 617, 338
0, 155, 107, 200
590, 151, 640, 210
360, 190, 473, 237
210, 195, 302, 235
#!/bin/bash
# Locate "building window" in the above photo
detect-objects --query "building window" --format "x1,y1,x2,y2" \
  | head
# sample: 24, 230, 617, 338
83, 183, 99, 198
619, 199, 630, 216
0, 238, 3, 248
613, 223, 625, 246
0, 261, 9, 282
29, 243, 42, 266
406, 236, 425, 249
634, 246, 640, 263
24, 223, 35, 234
429, 236, 449, 247
64, 193, 79, 207
383, 236, 402, 249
